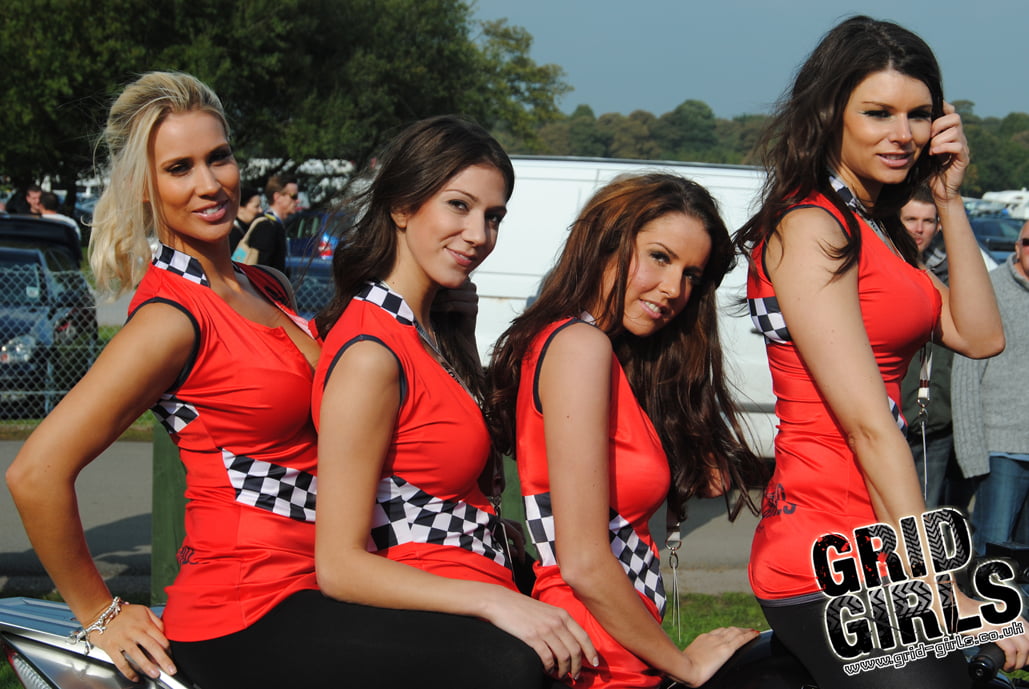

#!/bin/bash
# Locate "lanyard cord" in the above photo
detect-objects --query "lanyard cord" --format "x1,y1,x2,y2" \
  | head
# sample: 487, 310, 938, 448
915, 343, 933, 502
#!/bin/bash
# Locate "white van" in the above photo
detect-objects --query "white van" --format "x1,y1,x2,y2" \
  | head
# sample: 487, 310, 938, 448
473, 156, 776, 457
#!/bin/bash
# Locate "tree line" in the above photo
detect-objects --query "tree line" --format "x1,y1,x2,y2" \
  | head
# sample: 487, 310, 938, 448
2, 1, 1027, 207
0, 0, 567, 207
501, 100, 1029, 199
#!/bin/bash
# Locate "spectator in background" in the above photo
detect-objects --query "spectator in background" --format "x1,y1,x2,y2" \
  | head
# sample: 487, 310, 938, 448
7, 184, 43, 215
243, 175, 297, 272
39, 190, 81, 237
229, 184, 262, 253
898, 186, 971, 510
953, 220, 1029, 555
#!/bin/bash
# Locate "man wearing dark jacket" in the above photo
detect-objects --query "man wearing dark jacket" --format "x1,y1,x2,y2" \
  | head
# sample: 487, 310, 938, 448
245, 175, 298, 273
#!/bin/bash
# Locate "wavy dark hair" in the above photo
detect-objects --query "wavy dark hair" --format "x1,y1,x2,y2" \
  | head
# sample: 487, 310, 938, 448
314, 115, 514, 399
734, 16, 944, 269
486, 173, 767, 521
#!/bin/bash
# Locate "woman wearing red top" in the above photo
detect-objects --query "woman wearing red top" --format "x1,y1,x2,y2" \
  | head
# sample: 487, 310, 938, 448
734, 16, 1029, 687
5, 72, 322, 685
311, 115, 595, 688
486, 173, 766, 688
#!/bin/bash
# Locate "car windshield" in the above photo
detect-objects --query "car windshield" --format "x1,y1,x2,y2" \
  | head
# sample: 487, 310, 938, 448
0, 258, 45, 305
972, 217, 1023, 240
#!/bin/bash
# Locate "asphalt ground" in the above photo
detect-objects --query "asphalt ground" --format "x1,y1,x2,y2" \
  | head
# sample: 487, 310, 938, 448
0, 439, 759, 601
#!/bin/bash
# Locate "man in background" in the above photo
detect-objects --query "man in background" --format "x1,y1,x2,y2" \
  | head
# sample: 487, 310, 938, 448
39, 191, 80, 237
244, 175, 298, 273
6, 185, 43, 215
900, 187, 967, 510
953, 220, 1029, 554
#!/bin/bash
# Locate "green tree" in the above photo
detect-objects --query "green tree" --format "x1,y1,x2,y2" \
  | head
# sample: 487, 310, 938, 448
474, 19, 570, 152
652, 100, 717, 160
0, 0, 569, 205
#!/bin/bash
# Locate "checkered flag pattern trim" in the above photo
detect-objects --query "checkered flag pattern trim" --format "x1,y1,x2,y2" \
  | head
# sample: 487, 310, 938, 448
524, 492, 666, 617
889, 396, 906, 434
222, 449, 317, 523
368, 475, 507, 568
152, 393, 198, 434
524, 493, 557, 565
749, 297, 791, 343
355, 281, 415, 326
153, 245, 209, 287
610, 513, 667, 617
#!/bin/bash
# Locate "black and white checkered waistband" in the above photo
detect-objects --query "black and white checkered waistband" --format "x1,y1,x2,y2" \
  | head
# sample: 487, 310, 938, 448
368, 475, 508, 568
222, 449, 317, 522
524, 492, 666, 616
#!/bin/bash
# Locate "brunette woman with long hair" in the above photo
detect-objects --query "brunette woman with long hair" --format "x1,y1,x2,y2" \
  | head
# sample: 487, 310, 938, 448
734, 16, 1029, 686
311, 115, 596, 689
486, 172, 766, 688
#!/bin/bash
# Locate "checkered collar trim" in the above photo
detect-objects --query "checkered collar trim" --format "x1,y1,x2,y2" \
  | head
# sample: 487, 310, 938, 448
354, 281, 417, 326
828, 172, 889, 241
152, 244, 210, 287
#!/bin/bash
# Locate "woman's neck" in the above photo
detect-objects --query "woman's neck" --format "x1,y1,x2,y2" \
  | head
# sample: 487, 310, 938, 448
380, 270, 438, 329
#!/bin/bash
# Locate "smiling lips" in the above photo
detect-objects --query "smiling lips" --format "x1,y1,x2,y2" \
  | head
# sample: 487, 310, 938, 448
878, 151, 915, 169
447, 248, 477, 269
640, 299, 668, 320
195, 201, 230, 223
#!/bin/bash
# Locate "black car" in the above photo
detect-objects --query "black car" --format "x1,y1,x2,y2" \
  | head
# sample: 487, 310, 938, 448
969, 215, 1022, 263
0, 215, 98, 416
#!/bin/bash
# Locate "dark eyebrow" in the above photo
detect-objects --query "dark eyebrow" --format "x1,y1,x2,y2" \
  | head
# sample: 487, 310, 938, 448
649, 241, 679, 261
444, 186, 507, 215
858, 100, 933, 111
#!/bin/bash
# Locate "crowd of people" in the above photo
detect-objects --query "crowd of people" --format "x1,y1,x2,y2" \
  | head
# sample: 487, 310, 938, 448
5, 13, 1029, 689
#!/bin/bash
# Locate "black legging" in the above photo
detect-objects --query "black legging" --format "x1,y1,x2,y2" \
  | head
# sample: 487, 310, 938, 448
760, 596, 971, 688
172, 589, 564, 689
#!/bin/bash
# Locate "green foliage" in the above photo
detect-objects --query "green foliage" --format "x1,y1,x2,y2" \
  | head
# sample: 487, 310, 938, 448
517, 96, 1029, 197
518, 98, 771, 165
0, 0, 569, 204
662, 592, 767, 649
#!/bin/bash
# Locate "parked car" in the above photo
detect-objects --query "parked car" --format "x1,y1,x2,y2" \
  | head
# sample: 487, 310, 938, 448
0, 215, 98, 416
289, 258, 334, 321
283, 209, 348, 320
969, 215, 1022, 263
284, 209, 346, 266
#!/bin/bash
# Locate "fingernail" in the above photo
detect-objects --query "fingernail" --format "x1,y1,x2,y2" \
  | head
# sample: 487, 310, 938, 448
592, 656, 600, 667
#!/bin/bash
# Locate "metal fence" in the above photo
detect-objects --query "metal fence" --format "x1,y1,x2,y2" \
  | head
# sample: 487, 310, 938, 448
0, 261, 334, 421
0, 266, 99, 419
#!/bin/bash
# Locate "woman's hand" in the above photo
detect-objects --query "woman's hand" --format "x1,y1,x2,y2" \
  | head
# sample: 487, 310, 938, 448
86, 603, 175, 681
954, 589, 1029, 672
479, 587, 598, 680
928, 102, 969, 203
670, 626, 759, 686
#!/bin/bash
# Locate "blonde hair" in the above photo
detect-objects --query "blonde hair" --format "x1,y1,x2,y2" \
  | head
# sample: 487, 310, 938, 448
89, 71, 229, 297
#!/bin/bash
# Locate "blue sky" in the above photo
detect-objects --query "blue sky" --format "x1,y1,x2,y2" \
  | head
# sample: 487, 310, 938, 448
471, 0, 1028, 120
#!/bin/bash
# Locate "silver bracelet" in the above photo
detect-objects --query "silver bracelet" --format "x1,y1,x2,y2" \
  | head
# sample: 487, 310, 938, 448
70, 596, 125, 652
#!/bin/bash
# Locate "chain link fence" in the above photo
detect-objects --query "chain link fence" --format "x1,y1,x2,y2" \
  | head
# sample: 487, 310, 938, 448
0, 257, 334, 421
0, 263, 98, 419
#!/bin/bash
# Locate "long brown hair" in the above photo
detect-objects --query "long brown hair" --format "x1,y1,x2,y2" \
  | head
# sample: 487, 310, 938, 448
315, 115, 514, 398
734, 16, 944, 270
486, 173, 766, 520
